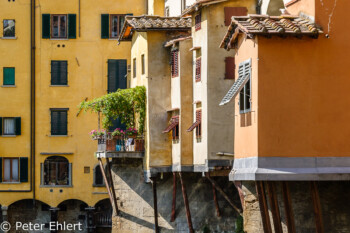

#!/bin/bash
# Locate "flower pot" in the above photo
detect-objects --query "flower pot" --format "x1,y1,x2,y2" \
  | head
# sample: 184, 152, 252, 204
127, 134, 137, 139
113, 135, 124, 140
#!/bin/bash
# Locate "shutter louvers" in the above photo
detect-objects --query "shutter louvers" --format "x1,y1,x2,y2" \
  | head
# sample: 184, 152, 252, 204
0, 158, 2, 182
225, 57, 235, 79
51, 111, 58, 135
42, 14, 51, 39
60, 111, 68, 135
51, 61, 59, 85
61, 61, 68, 85
118, 60, 127, 90
101, 14, 110, 39
195, 58, 201, 82
68, 14, 77, 39
15, 117, 21, 135
0, 117, 2, 135
108, 60, 117, 93
20, 157, 29, 182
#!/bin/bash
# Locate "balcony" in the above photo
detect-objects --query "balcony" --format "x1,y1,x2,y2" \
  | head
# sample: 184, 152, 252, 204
95, 134, 145, 159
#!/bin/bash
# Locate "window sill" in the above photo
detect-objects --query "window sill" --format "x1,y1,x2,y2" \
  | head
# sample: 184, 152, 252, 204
1, 135, 17, 137
1, 37, 17, 40
40, 185, 73, 188
50, 85, 69, 87
1, 182, 21, 184
93, 184, 106, 187
1, 85, 16, 88
48, 135, 69, 137
108, 38, 119, 40
49, 38, 69, 41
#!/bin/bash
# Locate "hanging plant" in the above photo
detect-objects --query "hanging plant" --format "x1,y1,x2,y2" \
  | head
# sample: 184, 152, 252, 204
78, 86, 146, 134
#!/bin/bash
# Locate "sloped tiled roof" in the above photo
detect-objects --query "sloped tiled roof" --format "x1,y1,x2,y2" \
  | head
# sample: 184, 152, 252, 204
164, 35, 192, 47
119, 15, 192, 41
220, 15, 323, 50
182, 0, 228, 16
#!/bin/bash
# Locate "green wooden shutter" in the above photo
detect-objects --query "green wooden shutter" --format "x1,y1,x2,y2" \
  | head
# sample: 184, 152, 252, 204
0, 158, 2, 182
108, 60, 117, 93
42, 14, 51, 39
60, 111, 68, 135
15, 117, 21, 135
68, 14, 77, 39
3, 67, 15, 85
101, 14, 109, 39
0, 117, 2, 135
117, 60, 127, 89
20, 157, 29, 182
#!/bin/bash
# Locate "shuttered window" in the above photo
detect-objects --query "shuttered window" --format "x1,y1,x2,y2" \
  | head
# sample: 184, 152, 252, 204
171, 50, 179, 77
1, 117, 21, 135
51, 109, 68, 136
141, 54, 145, 75
108, 59, 127, 93
195, 13, 201, 31
225, 57, 235, 79
3, 67, 15, 85
239, 60, 252, 113
42, 14, 76, 39
133, 58, 137, 78
195, 57, 201, 82
51, 61, 68, 85
101, 14, 132, 39
195, 110, 202, 139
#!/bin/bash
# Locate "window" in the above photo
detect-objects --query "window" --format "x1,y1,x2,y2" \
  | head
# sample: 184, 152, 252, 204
42, 156, 71, 186
42, 14, 76, 39
239, 60, 252, 113
195, 57, 201, 82
3, 158, 19, 182
101, 14, 131, 39
225, 57, 235, 79
195, 13, 201, 31
52, 15, 67, 38
3, 67, 15, 86
165, 7, 170, 17
195, 110, 201, 139
171, 50, 179, 78
0, 117, 21, 136
133, 58, 136, 78
51, 109, 68, 136
93, 165, 105, 187
51, 61, 67, 85
163, 115, 179, 140
108, 59, 127, 93
172, 124, 179, 140
3, 20, 15, 38
141, 54, 145, 75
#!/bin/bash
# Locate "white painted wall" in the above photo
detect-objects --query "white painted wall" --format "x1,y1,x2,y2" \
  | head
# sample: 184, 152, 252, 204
164, 0, 196, 16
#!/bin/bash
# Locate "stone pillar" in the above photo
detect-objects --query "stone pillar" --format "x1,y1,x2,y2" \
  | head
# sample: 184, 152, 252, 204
85, 207, 96, 233
1, 206, 9, 233
49, 207, 59, 233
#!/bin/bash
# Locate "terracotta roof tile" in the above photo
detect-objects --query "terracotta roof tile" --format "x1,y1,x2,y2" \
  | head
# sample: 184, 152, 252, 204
220, 15, 323, 50
119, 15, 192, 41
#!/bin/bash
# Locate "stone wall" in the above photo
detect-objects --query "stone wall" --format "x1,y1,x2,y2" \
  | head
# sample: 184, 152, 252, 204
241, 181, 350, 233
111, 158, 241, 232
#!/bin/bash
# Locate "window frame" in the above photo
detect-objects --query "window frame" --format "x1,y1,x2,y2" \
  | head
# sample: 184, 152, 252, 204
3, 19, 15, 38
110, 14, 126, 39
41, 156, 71, 187
51, 14, 68, 39
239, 59, 252, 114
93, 164, 106, 187
3, 67, 15, 86
51, 60, 68, 86
2, 117, 16, 136
3, 157, 19, 183
50, 109, 68, 136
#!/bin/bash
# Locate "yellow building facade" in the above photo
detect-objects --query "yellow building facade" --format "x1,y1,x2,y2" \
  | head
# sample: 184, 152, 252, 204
0, 0, 146, 214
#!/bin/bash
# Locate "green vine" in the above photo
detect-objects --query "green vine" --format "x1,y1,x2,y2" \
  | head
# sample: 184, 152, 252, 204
78, 86, 146, 133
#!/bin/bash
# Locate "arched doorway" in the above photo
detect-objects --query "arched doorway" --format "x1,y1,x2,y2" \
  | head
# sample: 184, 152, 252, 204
94, 199, 112, 233
57, 199, 88, 231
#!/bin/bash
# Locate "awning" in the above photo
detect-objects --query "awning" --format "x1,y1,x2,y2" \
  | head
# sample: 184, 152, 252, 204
163, 116, 179, 133
187, 110, 201, 132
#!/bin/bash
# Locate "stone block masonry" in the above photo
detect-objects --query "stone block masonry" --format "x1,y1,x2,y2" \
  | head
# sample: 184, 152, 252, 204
110, 158, 241, 232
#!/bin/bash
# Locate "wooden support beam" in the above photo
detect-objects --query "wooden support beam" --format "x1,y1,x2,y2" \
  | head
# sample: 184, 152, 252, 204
179, 172, 194, 233
212, 182, 221, 217
106, 158, 119, 215
282, 182, 296, 233
310, 181, 324, 233
256, 181, 272, 233
151, 177, 160, 233
267, 182, 282, 233
98, 158, 115, 211
206, 173, 242, 215
171, 172, 177, 222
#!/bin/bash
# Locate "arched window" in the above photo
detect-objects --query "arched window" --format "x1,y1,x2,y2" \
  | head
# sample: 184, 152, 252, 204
42, 156, 71, 186
93, 164, 105, 187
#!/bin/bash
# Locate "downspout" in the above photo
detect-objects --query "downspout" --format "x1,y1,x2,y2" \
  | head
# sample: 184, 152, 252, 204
0, 0, 35, 193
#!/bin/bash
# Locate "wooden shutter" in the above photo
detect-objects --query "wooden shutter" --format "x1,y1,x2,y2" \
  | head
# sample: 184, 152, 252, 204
101, 14, 110, 39
195, 13, 201, 31
108, 60, 117, 93
195, 57, 201, 82
0, 117, 2, 135
51, 61, 67, 85
118, 60, 127, 89
225, 57, 235, 79
60, 111, 68, 135
51, 110, 68, 135
68, 14, 77, 39
0, 158, 2, 182
20, 157, 28, 182
224, 7, 248, 26
3, 68, 15, 85
60, 61, 68, 85
42, 14, 51, 39
15, 117, 21, 135
171, 51, 179, 77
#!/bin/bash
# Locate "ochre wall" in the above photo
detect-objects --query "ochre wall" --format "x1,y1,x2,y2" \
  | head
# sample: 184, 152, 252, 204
257, 0, 350, 158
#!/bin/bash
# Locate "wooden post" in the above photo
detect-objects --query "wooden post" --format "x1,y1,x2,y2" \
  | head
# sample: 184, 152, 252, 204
98, 158, 114, 210
267, 182, 282, 233
282, 182, 296, 233
206, 173, 242, 214
151, 177, 159, 233
106, 158, 119, 215
179, 172, 194, 233
171, 172, 177, 222
212, 182, 221, 217
310, 181, 324, 233
256, 181, 272, 233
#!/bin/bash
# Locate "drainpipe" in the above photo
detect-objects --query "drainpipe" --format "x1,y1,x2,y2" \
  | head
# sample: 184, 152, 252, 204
0, 0, 35, 194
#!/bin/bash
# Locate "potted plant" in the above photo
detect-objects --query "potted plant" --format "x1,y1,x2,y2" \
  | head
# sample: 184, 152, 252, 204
126, 128, 138, 138
89, 129, 105, 140
111, 128, 125, 140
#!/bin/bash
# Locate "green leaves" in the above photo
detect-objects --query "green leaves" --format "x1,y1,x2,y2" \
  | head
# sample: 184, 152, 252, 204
79, 86, 146, 133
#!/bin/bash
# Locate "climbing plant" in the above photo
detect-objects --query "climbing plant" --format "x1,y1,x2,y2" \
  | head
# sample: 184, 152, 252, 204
78, 86, 146, 134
